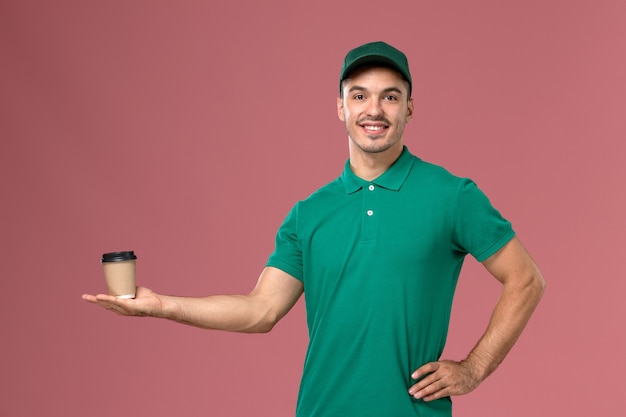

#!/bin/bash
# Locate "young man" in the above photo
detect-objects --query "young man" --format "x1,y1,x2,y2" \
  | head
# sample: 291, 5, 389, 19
83, 41, 545, 416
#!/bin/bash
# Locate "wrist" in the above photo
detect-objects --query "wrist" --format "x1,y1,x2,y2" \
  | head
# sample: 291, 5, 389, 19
462, 352, 493, 383
154, 294, 180, 320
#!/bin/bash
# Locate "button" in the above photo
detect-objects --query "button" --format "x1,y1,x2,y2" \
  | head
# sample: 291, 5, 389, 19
367, 210, 374, 216
368, 184, 375, 191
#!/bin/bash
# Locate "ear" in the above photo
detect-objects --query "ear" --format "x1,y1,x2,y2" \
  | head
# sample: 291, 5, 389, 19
337, 96, 346, 122
405, 97, 414, 123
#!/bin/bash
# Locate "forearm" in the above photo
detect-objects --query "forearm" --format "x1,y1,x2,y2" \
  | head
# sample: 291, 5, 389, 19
464, 270, 545, 380
157, 293, 278, 333
154, 267, 303, 333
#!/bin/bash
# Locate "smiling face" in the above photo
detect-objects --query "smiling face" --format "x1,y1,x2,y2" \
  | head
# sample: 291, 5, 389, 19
338, 65, 414, 157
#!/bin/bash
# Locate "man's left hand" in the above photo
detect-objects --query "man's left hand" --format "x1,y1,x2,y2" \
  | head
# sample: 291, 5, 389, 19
408, 360, 481, 401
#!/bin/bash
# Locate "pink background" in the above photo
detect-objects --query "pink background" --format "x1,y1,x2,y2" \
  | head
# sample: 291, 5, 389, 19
1, 1, 624, 416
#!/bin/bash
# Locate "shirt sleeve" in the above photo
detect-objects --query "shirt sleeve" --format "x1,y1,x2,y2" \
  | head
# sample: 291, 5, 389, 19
266, 203, 304, 281
451, 179, 516, 262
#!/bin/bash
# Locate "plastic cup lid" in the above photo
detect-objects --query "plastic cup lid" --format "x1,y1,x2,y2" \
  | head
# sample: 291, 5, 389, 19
101, 251, 137, 262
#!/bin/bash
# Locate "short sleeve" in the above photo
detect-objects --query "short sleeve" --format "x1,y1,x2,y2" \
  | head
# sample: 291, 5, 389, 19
266, 203, 304, 281
451, 179, 515, 262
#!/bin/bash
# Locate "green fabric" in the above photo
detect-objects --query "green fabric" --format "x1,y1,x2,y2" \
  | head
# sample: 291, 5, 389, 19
267, 146, 515, 417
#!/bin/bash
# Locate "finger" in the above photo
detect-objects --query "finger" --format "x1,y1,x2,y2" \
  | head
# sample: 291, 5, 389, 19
82, 294, 114, 306
410, 371, 439, 391
408, 371, 443, 397
421, 383, 451, 402
410, 376, 449, 400
95, 294, 118, 302
412, 361, 440, 379
82, 294, 97, 302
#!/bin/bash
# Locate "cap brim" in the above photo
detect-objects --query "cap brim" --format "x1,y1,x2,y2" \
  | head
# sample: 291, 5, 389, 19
342, 55, 408, 82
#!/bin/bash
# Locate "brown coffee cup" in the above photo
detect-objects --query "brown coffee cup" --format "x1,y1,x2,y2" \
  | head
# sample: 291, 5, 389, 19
101, 251, 137, 298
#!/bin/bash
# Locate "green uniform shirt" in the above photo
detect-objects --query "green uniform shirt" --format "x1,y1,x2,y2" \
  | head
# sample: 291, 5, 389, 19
267, 146, 515, 416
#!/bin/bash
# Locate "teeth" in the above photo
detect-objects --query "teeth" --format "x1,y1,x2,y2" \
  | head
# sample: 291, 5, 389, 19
364, 125, 384, 131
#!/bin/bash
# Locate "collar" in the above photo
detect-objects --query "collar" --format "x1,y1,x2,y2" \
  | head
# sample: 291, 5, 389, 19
341, 146, 416, 194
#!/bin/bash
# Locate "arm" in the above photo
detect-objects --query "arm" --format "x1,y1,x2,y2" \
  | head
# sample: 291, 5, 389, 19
408, 236, 545, 400
82, 266, 304, 333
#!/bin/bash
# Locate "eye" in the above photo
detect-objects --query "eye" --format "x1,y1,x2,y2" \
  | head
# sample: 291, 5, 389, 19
384, 95, 398, 101
353, 94, 365, 100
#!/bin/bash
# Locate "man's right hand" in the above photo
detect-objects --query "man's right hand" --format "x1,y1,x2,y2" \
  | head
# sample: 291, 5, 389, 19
82, 286, 164, 317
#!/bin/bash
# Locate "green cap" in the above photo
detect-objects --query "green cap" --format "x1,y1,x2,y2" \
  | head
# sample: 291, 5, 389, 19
339, 41, 412, 94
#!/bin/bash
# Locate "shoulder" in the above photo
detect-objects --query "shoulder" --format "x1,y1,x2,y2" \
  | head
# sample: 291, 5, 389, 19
407, 156, 470, 193
277, 176, 344, 221
298, 176, 346, 205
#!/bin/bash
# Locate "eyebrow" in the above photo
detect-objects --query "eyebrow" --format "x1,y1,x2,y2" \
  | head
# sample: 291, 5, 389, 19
348, 85, 404, 96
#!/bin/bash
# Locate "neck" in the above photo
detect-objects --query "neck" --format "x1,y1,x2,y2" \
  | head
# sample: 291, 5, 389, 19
348, 142, 404, 181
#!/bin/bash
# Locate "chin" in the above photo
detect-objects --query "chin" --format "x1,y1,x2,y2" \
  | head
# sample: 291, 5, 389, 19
359, 144, 394, 154
360, 138, 400, 153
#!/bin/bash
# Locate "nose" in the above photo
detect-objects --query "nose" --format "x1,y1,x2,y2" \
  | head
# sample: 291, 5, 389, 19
365, 98, 383, 117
